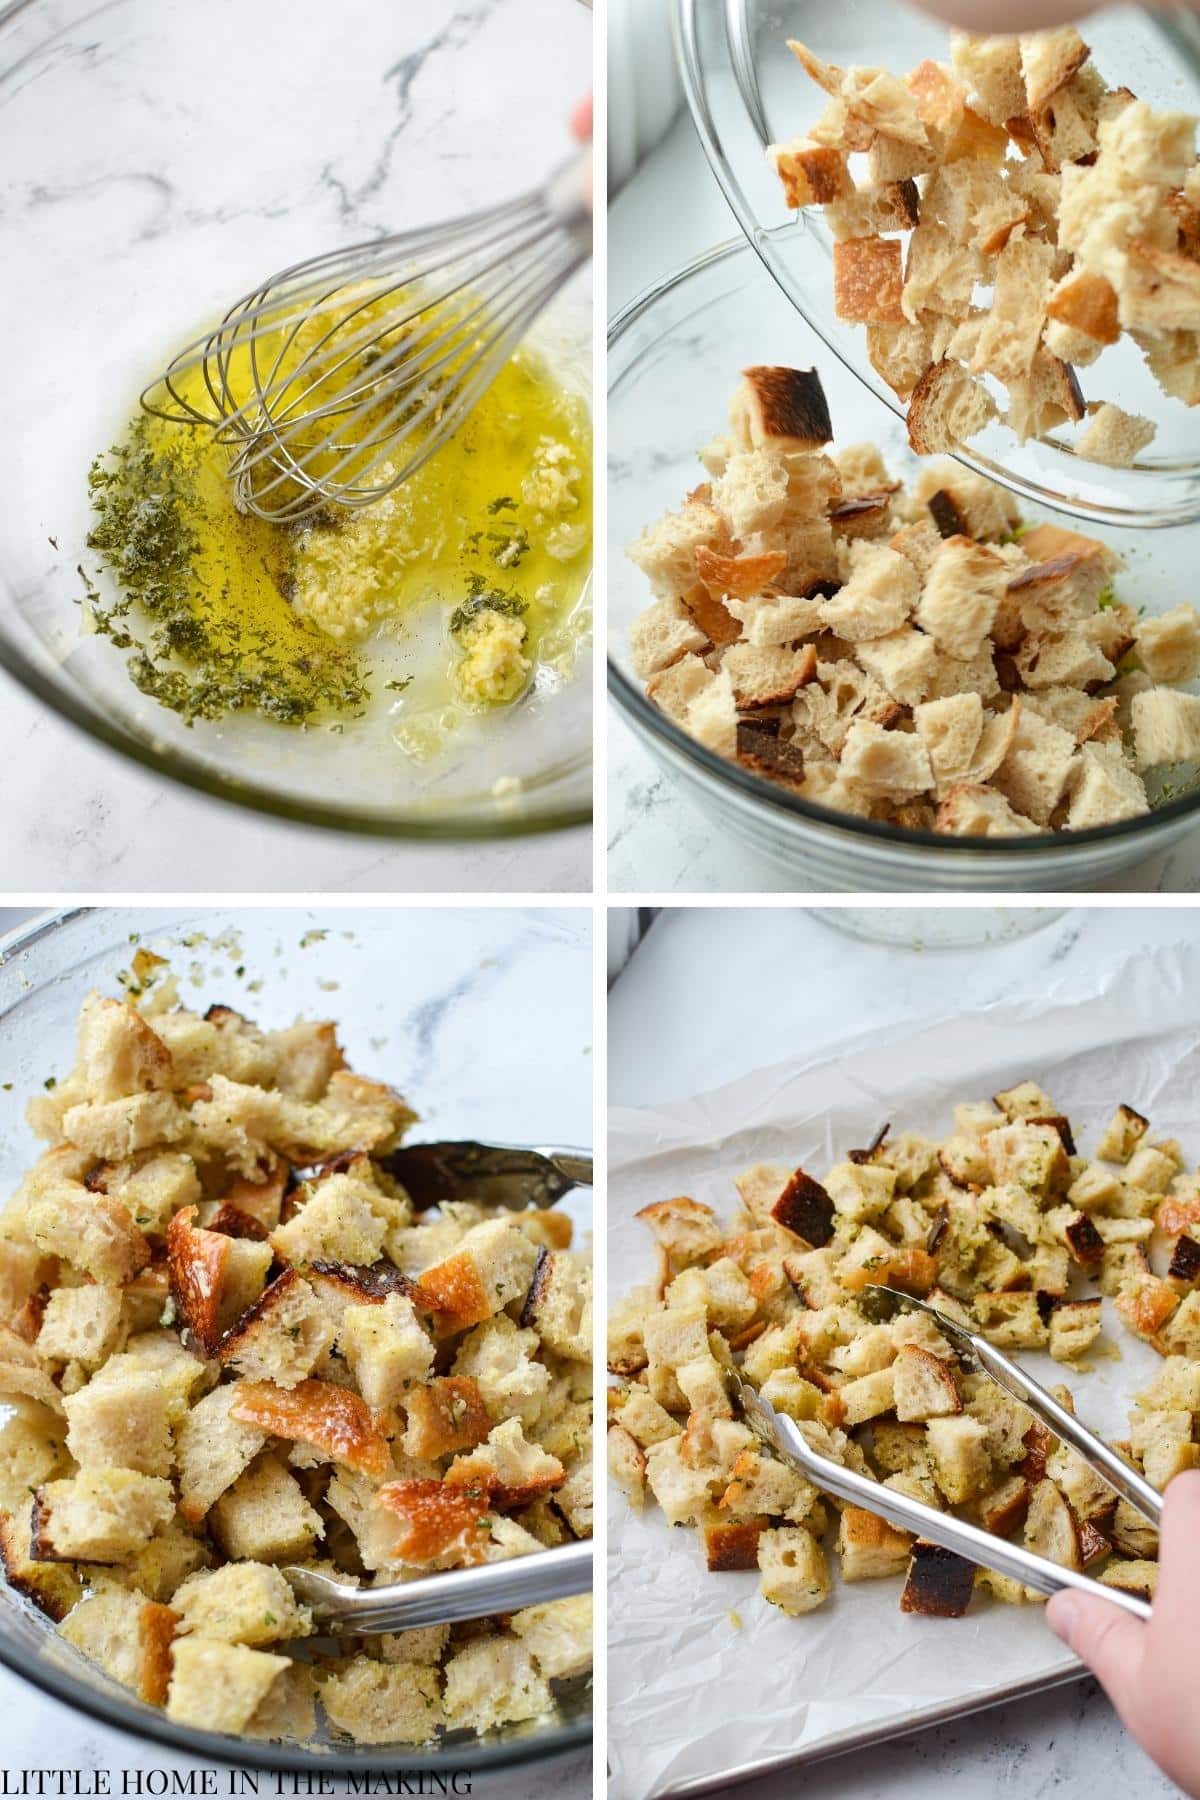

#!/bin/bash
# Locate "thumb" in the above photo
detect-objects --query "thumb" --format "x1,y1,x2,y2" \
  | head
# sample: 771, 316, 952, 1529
1046, 1590, 1146, 1718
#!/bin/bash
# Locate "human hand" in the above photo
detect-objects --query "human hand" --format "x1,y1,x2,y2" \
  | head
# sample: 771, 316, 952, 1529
1047, 1471, 1200, 1799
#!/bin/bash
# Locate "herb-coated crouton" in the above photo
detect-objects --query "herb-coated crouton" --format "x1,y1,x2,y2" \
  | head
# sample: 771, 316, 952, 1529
337, 1292, 434, 1410
401, 1375, 493, 1461
172, 1562, 311, 1646
63, 1363, 174, 1477
24, 1186, 150, 1287
1049, 1298, 1103, 1363
445, 1418, 565, 1510
607, 1423, 646, 1511
442, 1637, 551, 1736
417, 1220, 539, 1334
321, 1658, 443, 1745
510, 1594, 592, 1682
36, 1286, 124, 1372
175, 1384, 269, 1524
1024, 1477, 1081, 1569
893, 1345, 961, 1422
218, 1270, 334, 1389
757, 1524, 831, 1615
167, 1207, 272, 1356
837, 1506, 912, 1580
374, 1479, 492, 1566
926, 1414, 991, 1504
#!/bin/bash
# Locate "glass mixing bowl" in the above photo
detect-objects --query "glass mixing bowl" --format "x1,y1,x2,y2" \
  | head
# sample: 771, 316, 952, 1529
0, 0, 591, 840
672, 0, 1200, 529
608, 234, 1200, 891
0, 907, 592, 1769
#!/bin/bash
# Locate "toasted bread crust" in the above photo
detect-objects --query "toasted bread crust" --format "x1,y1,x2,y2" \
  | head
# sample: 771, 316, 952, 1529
375, 1479, 491, 1564
704, 1519, 766, 1571
403, 1377, 493, 1461
229, 1378, 390, 1478
900, 1540, 975, 1616
771, 1171, 836, 1247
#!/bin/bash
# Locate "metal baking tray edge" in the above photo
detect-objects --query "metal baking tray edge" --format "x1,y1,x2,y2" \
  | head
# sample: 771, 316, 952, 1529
658, 1662, 1086, 1796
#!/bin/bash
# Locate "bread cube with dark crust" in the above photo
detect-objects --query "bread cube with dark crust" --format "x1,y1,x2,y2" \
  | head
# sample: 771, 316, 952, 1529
900, 1540, 975, 1616
730, 366, 833, 451
704, 1517, 765, 1571
167, 1206, 272, 1357
1096, 1103, 1150, 1164
978, 1472, 1031, 1538
771, 1170, 835, 1247
519, 1249, 591, 1362
1062, 1211, 1105, 1271
1168, 1233, 1200, 1292
218, 1269, 334, 1389
0, 1513, 83, 1620
1024, 1477, 1081, 1570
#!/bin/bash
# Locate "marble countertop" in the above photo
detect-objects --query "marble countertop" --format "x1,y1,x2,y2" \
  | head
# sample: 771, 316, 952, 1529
606, 114, 1200, 896
0, 0, 590, 896
0, 904, 592, 1796
609, 903, 1190, 1798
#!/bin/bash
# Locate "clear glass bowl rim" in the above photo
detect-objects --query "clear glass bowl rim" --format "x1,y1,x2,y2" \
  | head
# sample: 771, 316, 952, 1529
0, 905, 592, 1771
0, 0, 592, 844
607, 230, 1200, 863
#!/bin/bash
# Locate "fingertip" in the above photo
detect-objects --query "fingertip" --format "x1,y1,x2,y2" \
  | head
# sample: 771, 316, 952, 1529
1045, 1590, 1078, 1644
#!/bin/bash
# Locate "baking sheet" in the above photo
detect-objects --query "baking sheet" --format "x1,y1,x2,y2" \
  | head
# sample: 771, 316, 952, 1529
608, 937, 1200, 1799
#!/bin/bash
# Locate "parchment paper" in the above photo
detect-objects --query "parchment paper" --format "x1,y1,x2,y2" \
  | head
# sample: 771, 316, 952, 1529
608, 939, 1200, 1799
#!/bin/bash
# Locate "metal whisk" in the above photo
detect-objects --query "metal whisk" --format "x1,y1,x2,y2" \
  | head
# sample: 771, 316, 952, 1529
141, 154, 591, 524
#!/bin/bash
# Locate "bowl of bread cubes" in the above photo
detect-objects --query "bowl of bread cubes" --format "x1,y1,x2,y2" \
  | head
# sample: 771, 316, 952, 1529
0, 910, 592, 1768
608, 234, 1200, 890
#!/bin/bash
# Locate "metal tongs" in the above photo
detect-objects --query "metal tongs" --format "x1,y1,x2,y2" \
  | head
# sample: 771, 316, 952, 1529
728, 1285, 1163, 1623
283, 1139, 593, 1634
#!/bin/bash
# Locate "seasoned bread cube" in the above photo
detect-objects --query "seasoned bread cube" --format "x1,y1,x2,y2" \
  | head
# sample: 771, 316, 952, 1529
374, 1477, 493, 1565
445, 1418, 565, 1509
172, 1562, 311, 1645
25, 1185, 150, 1287
106, 1152, 202, 1239
321, 1658, 443, 1745
167, 1207, 272, 1356
510, 1594, 592, 1681
166, 1637, 290, 1734
32, 1469, 174, 1563
76, 994, 174, 1104
1096, 1103, 1149, 1163
337, 1292, 434, 1409
893, 1345, 962, 1421
1024, 1477, 1081, 1569
230, 1378, 391, 1479
269, 1172, 393, 1271
926, 1414, 991, 1504
210, 1454, 324, 1564
36, 1285, 124, 1371
837, 1506, 912, 1579
1049, 1298, 1103, 1363
59, 1584, 177, 1706
219, 1270, 334, 1389
454, 1315, 552, 1429
176, 1383, 269, 1523
63, 1363, 174, 1477
443, 1637, 551, 1735
757, 1524, 831, 1615
417, 1220, 539, 1334
519, 1250, 591, 1362
607, 1422, 646, 1511
401, 1375, 493, 1460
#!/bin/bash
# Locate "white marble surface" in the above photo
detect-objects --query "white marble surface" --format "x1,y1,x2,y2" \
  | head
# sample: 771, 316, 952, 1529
0, 0, 591, 895
606, 114, 1200, 896
608, 903, 1194, 1798
0, 904, 592, 1794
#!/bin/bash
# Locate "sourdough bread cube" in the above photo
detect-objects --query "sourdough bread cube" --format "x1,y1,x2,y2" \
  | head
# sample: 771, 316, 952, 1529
371, 1623, 451, 1666
509, 1594, 592, 1681
0, 1512, 83, 1619
76, 994, 174, 1104
985, 1121, 1067, 1197
245, 1661, 317, 1742
819, 543, 919, 641
837, 1366, 897, 1426
1049, 1298, 1103, 1363
417, 1220, 539, 1334
453, 1315, 552, 1430
400, 1375, 492, 1461
992, 708, 1079, 829
117, 1523, 212, 1603
176, 1383, 269, 1523
445, 1417, 565, 1509
109, 1153, 202, 1239
607, 1423, 646, 1511
838, 723, 934, 800
1077, 403, 1156, 469
61, 1094, 186, 1162
119, 1333, 215, 1422
926, 1415, 991, 1504
210, 1454, 324, 1564
950, 31, 1026, 124
37, 1286, 124, 1371
0, 1397, 69, 1514
63, 1363, 174, 1477
825, 1162, 897, 1223
1136, 605, 1200, 686
974, 1291, 1049, 1350
837, 1506, 912, 1580
172, 1562, 311, 1645
519, 1250, 591, 1362
894, 1345, 961, 1421
443, 1637, 551, 1735
324, 1470, 412, 1573
338, 1292, 434, 1409
25, 1186, 149, 1286
59, 1582, 177, 1706
913, 694, 985, 797
855, 629, 940, 707
1066, 746, 1149, 831
166, 1637, 290, 1734
32, 1469, 174, 1563
167, 1207, 273, 1355
552, 1448, 592, 1539
219, 1270, 334, 1389
757, 1524, 830, 1615
270, 1175, 390, 1270
644, 1437, 718, 1526
321, 1658, 443, 1745
1132, 689, 1200, 771
268, 1020, 344, 1101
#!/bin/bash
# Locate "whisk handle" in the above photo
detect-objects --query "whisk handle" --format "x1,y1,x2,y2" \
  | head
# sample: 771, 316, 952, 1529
542, 150, 593, 255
